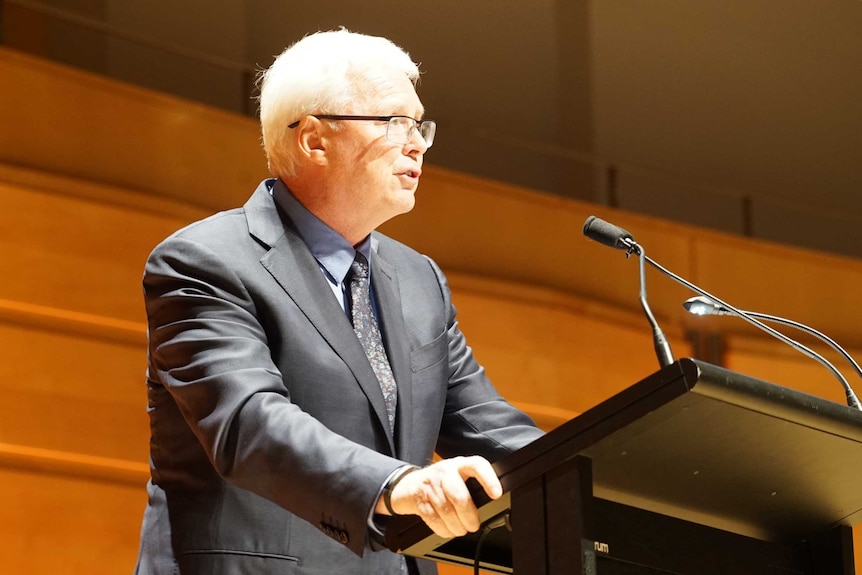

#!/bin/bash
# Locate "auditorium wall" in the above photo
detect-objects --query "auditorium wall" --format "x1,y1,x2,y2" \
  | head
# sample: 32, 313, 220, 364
1, 47, 860, 573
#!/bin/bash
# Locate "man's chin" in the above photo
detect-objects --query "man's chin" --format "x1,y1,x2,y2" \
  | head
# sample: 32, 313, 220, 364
395, 185, 417, 205
396, 196, 417, 215
388, 193, 417, 220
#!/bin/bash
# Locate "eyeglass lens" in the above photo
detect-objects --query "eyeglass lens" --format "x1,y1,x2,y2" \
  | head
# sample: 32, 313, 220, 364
388, 117, 435, 147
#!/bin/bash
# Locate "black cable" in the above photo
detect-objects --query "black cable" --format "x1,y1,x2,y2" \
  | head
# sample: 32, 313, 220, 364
472, 514, 509, 575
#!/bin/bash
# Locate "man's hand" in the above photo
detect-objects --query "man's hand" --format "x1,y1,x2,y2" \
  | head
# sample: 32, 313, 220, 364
376, 456, 502, 538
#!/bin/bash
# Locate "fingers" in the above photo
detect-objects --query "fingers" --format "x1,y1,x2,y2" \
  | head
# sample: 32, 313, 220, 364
388, 456, 502, 539
459, 456, 503, 500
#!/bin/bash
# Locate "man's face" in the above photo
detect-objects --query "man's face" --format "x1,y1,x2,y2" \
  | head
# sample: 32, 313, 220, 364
324, 74, 428, 235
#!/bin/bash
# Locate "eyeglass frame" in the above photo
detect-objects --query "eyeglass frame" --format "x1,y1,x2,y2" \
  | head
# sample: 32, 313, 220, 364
287, 115, 436, 148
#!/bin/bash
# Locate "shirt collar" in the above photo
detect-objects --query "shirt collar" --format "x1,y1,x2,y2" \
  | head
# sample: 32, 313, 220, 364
270, 179, 372, 285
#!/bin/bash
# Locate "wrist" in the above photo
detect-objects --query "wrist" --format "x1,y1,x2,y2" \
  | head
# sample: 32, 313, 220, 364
383, 465, 420, 516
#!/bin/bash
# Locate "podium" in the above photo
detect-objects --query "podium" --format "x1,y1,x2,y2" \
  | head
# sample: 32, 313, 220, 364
385, 358, 862, 574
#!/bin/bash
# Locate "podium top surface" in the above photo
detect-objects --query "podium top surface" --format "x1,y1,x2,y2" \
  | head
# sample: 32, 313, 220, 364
580, 359, 862, 541
386, 358, 862, 558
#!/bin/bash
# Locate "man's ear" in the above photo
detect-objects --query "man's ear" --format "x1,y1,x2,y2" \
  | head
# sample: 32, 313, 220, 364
296, 117, 328, 166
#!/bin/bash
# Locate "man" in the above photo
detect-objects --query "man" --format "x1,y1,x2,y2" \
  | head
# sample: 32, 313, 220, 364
135, 29, 543, 575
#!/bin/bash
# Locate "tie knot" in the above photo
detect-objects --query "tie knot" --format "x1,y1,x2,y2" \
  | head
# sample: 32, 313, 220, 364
349, 252, 369, 281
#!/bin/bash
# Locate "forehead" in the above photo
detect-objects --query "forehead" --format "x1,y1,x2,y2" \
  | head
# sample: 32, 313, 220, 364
351, 72, 424, 116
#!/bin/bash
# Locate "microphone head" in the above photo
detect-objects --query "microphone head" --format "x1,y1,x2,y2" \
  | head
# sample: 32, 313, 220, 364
583, 216, 634, 250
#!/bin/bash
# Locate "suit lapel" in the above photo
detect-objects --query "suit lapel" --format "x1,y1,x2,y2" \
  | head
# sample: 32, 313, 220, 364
244, 185, 396, 453
371, 248, 414, 461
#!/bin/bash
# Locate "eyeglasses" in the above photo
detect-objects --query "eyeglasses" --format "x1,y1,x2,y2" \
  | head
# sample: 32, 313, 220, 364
288, 115, 436, 148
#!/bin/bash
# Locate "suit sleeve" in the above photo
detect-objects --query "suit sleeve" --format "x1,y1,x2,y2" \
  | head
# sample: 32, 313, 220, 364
144, 234, 403, 556
422, 257, 545, 461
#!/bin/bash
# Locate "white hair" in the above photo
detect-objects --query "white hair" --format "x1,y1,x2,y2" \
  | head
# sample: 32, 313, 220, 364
258, 29, 421, 178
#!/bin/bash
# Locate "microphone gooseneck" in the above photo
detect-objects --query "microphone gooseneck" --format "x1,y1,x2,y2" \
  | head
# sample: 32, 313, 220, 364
631, 241, 675, 368
651, 257, 862, 410
583, 216, 674, 368
583, 215, 862, 411
685, 296, 862, 407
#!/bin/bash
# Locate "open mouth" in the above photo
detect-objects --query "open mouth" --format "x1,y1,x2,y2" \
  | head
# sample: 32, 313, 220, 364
397, 163, 422, 179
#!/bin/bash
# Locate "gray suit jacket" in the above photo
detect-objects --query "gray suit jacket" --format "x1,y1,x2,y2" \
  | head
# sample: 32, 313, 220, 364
134, 180, 542, 575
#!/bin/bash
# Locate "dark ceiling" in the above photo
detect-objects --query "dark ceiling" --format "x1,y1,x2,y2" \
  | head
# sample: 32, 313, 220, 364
3, 0, 862, 259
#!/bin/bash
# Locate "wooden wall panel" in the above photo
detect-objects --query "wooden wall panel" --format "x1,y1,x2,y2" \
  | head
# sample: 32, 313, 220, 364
0, 466, 145, 574
2, 47, 861, 573
0, 321, 147, 461
724, 334, 859, 404
0, 179, 198, 321
0, 48, 266, 212
380, 167, 695, 327
693, 233, 862, 350
448, 273, 692, 419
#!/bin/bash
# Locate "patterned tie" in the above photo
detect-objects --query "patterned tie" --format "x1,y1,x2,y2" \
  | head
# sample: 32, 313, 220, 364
347, 252, 397, 432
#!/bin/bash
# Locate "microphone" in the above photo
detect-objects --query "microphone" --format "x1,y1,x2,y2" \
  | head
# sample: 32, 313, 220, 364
583, 216, 675, 368
582, 215, 634, 250
685, 296, 862, 408
582, 215, 861, 410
